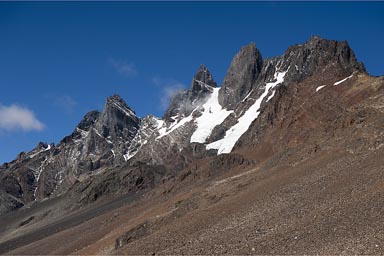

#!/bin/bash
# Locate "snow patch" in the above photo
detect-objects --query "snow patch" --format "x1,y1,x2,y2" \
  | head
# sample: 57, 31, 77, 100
334, 74, 353, 86
242, 89, 253, 102
194, 79, 211, 89
124, 117, 165, 161
156, 119, 167, 138
111, 102, 136, 117
157, 110, 196, 140
316, 85, 327, 92
93, 128, 113, 144
33, 157, 48, 200
29, 144, 52, 159
190, 88, 233, 143
123, 152, 133, 161
207, 70, 287, 154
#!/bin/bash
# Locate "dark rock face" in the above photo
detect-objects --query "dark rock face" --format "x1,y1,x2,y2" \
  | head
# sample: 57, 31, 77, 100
0, 192, 24, 215
69, 163, 167, 206
208, 153, 252, 173
219, 42, 263, 110
188, 64, 217, 101
77, 110, 100, 131
164, 65, 217, 121
163, 90, 188, 122
95, 94, 140, 142
278, 36, 366, 84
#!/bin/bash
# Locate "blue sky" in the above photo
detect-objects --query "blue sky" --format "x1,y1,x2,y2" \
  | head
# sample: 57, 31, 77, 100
0, 2, 383, 164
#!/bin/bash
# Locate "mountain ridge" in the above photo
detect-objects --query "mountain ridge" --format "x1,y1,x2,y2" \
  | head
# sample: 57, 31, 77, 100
0, 36, 370, 208
0, 38, 382, 255
0, 35, 383, 254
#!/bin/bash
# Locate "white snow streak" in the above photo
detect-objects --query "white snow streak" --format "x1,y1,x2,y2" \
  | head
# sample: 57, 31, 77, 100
156, 110, 196, 139
207, 70, 287, 154
123, 151, 137, 161
155, 119, 167, 138
315, 85, 327, 92
33, 157, 48, 200
190, 88, 233, 143
29, 144, 52, 159
242, 89, 254, 102
111, 102, 136, 117
334, 74, 353, 86
93, 128, 113, 144
195, 80, 210, 89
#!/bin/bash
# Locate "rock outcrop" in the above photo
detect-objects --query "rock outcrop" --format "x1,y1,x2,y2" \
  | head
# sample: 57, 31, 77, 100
218, 42, 263, 110
164, 64, 217, 120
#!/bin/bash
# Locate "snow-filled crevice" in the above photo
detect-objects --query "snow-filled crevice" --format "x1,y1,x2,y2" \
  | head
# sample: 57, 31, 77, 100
124, 117, 163, 161
190, 88, 233, 143
156, 110, 196, 140
334, 74, 353, 86
206, 70, 287, 154
33, 157, 48, 200
111, 101, 136, 117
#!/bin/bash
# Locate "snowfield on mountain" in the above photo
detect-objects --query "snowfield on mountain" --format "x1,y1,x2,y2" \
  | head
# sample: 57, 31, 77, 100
0, 36, 383, 255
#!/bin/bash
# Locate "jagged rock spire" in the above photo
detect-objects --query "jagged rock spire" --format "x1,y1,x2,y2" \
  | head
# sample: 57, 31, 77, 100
219, 42, 263, 110
163, 64, 218, 120
190, 64, 217, 92
279, 36, 366, 83
96, 94, 139, 139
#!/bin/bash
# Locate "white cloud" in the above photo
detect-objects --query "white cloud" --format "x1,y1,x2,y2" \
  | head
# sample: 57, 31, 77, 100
0, 104, 44, 132
109, 58, 137, 77
55, 95, 77, 114
153, 77, 187, 110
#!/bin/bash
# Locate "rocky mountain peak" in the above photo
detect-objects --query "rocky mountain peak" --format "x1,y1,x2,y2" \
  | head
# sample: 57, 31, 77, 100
105, 94, 137, 117
77, 110, 100, 131
36, 142, 49, 150
219, 42, 263, 110
106, 94, 123, 102
278, 36, 366, 84
96, 95, 140, 139
164, 65, 218, 121
188, 64, 217, 103
191, 64, 217, 91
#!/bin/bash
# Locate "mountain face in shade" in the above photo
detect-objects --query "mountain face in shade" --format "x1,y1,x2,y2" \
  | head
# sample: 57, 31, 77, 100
164, 64, 218, 121
276, 36, 366, 84
218, 42, 263, 110
0, 36, 379, 219
95, 94, 140, 141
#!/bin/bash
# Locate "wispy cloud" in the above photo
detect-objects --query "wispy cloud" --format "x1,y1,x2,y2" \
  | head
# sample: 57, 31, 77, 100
152, 77, 187, 110
108, 58, 138, 77
0, 104, 44, 132
54, 95, 77, 114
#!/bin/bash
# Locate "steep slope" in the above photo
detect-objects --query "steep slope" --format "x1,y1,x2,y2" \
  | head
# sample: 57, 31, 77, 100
0, 36, 383, 255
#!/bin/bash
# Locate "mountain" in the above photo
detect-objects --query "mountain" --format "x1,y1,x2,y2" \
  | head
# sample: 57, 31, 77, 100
0, 36, 383, 255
